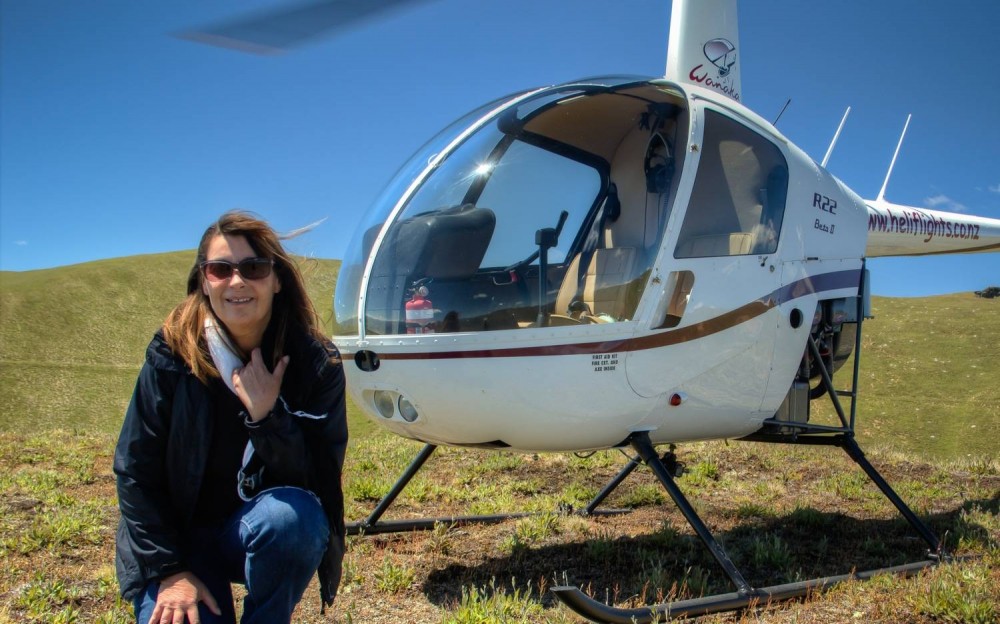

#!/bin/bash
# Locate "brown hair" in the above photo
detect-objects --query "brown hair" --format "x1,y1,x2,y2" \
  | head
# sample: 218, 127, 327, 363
163, 210, 323, 383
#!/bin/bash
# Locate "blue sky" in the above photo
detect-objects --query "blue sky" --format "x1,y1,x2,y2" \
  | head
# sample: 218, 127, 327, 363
2, 0, 998, 297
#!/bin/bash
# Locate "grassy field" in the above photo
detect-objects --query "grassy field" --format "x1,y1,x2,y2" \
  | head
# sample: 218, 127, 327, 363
0, 254, 997, 622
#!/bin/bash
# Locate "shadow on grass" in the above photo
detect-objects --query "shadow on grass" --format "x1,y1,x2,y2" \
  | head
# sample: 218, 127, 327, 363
420, 491, 999, 611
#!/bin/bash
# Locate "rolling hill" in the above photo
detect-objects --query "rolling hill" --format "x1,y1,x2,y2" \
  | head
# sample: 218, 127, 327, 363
0, 251, 340, 434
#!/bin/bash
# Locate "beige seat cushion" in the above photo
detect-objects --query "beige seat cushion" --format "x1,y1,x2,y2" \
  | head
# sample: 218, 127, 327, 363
555, 247, 637, 320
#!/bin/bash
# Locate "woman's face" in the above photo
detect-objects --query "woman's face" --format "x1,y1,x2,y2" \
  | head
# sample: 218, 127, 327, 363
201, 234, 281, 346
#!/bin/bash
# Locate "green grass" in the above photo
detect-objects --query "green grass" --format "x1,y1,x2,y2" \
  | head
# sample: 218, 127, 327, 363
830, 294, 1000, 459
442, 581, 552, 624
910, 558, 998, 623
2, 428, 998, 622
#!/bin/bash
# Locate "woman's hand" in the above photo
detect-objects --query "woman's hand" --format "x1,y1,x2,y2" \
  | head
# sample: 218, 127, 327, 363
233, 349, 289, 422
149, 571, 220, 624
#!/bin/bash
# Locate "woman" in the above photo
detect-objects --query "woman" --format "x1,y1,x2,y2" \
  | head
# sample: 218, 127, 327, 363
114, 211, 347, 624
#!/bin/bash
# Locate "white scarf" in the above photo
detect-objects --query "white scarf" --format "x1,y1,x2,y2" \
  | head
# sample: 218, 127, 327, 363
204, 316, 243, 395
203, 315, 325, 421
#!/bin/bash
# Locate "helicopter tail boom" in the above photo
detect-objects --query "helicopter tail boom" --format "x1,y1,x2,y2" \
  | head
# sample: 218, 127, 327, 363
864, 199, 1000, 257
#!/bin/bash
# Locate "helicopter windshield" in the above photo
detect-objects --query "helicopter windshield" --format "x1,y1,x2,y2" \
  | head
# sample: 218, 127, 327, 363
335, 78, 690, 337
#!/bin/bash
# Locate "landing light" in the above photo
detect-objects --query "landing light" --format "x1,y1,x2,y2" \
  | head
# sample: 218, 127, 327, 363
374, 390, 395, 419
398, 396, 419, 422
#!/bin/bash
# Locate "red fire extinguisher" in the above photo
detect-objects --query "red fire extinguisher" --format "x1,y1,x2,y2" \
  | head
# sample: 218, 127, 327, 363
405, 285, 434, 334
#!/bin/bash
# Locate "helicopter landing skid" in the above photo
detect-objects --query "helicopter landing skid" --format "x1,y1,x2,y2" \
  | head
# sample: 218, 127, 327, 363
345, 442, 631, 536
553, 558, 937, 624
551, 430, 944, 623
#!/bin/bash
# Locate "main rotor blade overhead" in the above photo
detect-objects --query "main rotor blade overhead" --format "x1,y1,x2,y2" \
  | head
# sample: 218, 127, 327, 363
176, 0, 434, 54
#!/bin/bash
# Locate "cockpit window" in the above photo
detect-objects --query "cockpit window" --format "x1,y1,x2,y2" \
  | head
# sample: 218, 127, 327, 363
478, 140, 599, 268
354, 79, 689, 336
674, 110, 788, 258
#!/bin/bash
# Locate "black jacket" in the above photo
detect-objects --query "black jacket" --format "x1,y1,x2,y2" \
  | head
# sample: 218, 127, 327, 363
114, 327, 348, 607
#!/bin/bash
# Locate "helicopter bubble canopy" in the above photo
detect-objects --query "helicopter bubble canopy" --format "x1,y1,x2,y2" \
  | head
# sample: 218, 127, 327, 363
334, 76, 690, 337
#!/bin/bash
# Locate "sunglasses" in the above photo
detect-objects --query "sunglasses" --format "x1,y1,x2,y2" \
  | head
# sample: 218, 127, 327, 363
200, 257, 275, 282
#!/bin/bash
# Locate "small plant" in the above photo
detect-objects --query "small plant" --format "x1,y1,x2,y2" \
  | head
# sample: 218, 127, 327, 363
425, 521, 456, 556
647, 520, 682, 550
861, 535, 890, 558
17, 504, 103, 555
340, 554, 363, 588
788, 504, 832, 529
403, 477, 441, 503
15, 572, 83, 620
618, 484, 665, 508
825, 471, 872, 500
636, 554, 673, 598
501, 513, 561, 556
94, 608, 134, 624
467, 486, 516, 515
911, 561, 998, 624
516, 512, 559, 543
750, 479, 775, 500
94, 570, 119, 599
750, 533, 792, 574
678, 565, 711, 598
508, 478, 543, 496
559, 481, 597, 508
442, 580, 545, 624
585, 529, 616, 561
345, 474, 388, 502
966, 456, 999, 477
734, 501, 774, 520
681, 460, 720, 488
373, 556, 415, 594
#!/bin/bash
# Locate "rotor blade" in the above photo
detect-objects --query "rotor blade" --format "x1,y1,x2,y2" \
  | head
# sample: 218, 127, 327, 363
175, 0, 434, 55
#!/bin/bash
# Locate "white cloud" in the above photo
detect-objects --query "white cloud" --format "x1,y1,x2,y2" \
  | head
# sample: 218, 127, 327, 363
989, 183, 1000, 194
14, 240, 28, 246
924, 194, 968, 213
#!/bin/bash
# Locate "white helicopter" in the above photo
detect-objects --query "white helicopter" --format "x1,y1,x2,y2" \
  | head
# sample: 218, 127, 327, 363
186, 0, 1000, 620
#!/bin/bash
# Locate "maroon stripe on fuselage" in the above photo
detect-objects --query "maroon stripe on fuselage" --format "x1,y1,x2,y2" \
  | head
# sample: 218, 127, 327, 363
376, 269, 861, 361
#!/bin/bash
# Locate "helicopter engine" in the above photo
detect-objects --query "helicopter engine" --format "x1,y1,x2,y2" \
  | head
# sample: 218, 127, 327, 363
807, 297, 859, 395
774, 292, 864, 431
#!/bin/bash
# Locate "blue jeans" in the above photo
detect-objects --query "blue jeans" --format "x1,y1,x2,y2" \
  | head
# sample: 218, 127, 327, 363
133, 487, 330, 624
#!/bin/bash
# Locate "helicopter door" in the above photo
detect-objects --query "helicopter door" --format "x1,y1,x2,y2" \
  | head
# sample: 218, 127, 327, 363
627, 108, 789, 413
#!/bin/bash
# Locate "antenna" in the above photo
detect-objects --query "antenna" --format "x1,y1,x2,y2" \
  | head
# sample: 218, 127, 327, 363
876, 114, 911, 203
772, 99, 791, 126
821, 106, 851, 168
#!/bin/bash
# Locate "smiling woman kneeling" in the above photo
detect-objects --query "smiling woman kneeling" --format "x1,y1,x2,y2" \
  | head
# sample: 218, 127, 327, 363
114, 211, 347, 624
